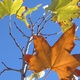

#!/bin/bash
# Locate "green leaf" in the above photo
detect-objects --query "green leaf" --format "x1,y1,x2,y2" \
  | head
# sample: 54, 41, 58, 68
16, 4, 42, 28
0, 0, 41, 28
0, 0, 24, 18
0, 0, 30, 28
24, 4, 42, 17
45, 0, 80, 32
11, 0, 24, 14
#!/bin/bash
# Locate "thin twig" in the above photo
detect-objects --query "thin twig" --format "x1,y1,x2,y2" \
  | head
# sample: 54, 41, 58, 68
9, 26, 23, 52
14, 22, 30, 38
0, 62, 21, 75
32, 47, 35, 55
33, 18, 41, 27
28, 16, 33, 27
44, 70, 51, 80
20, 35, 33, 80
28, 16, 34, 34
24, 35, 33, 54
37, 17, 45, 35
40, 31, 61, 36
38, 16, 52, 34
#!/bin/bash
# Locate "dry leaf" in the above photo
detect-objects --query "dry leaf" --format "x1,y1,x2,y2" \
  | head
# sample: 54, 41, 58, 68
24, 24, 80, 80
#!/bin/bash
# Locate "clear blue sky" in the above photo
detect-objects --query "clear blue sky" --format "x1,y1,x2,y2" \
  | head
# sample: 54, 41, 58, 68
0, 0, 80, 80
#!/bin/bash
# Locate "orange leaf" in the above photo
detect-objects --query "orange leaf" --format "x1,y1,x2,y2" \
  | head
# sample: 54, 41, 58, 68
24, 24, 80, 80
24, 54, 32, 62
74, 69, 80, 76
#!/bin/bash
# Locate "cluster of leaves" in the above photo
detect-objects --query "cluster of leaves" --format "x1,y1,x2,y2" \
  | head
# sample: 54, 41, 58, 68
0, 0, 80, 80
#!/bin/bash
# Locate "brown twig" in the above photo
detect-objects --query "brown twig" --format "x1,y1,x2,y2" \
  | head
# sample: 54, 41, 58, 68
23, 35, 33, 75
38, 17, 52, 34
40, 31, 61, 36
32, 47, 36, 55
0, 62, 21, 75
14, 22, 30, 38
9, 26, 23, 53
37, 17, 45, 35
28, 16, 33, 27
44, 70, 51, 80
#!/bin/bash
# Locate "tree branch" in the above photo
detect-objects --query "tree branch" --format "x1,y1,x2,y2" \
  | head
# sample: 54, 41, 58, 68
40, 31, 61, 36
14, 22, 30, 38
9, 26, 23, 53
0, 62, 21, 75
38, 17, 52, 34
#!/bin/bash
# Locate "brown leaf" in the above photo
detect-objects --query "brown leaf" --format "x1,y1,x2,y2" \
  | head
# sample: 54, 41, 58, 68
74, 69, 80, 76
24, 24, 80, 80
72, 54, 80, 62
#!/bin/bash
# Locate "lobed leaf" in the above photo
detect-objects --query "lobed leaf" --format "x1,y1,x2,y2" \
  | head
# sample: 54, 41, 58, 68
16, 4, 42, 28
0, 0, 41, 28
45, 0, 80, 32
0, 0, 24, 17
24, 24, 80, 80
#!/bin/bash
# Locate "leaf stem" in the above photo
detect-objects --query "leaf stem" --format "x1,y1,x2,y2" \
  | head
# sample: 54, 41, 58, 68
44, 70, 51, 80
9, 16, 12, 29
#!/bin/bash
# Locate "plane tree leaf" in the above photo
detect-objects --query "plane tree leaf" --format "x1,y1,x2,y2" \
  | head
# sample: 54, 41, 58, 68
0, 0, 41, 28
17, 4, 42, 28
24, 24, 80, 80
0, 0, 24, 18
45, 0, 80, 32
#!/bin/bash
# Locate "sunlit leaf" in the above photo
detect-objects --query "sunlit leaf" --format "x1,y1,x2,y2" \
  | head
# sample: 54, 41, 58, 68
0, 0, 24, 18
16, 4, 42, 28
45, 0, 80, 32
0, 0, 41, 28
24, 24, 80, 80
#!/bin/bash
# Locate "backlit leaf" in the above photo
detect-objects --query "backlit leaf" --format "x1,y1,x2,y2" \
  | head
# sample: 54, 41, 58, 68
16, 4, 42, 28
24, 24, 80, 80
45, 0, 80, 32
0, 0, 24, 18
0, 0, 41, 28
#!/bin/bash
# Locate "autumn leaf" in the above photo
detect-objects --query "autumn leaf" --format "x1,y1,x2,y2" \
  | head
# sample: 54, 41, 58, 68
74, 69, 80, 76
0, 0, 41, 28
0, 0, 24, 17
24, 54, 32, 62
0, 0, 28, 27
24, 24, 80, 80
17, 4, 42, 28
72, 54, 80, 76
45, 0, 80, 32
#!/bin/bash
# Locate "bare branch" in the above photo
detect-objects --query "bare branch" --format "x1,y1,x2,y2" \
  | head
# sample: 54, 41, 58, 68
33, 17, 42, 27
9, 26, 23, 53
32, 47, 36, 55
0, 62, 21, 75
38, 16, 52, 34
40, 31, 61, 36
44, 70, 51, 80
28, 16, 33, 27
37, 17, 45, 35
24, 35, 33, 54
28, 16, 34, 34
14, 22, 30, 38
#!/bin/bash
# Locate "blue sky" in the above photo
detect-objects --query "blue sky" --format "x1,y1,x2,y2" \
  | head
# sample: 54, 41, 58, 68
0, 0, 80, 80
